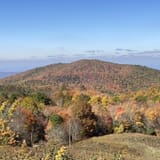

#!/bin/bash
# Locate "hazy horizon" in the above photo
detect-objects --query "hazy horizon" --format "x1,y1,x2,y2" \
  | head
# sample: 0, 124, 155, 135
1, 55, 160, 73
1, 0, 160, 72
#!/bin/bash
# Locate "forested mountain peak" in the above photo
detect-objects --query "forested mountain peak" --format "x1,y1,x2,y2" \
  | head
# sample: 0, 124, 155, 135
0, 59, 160, 94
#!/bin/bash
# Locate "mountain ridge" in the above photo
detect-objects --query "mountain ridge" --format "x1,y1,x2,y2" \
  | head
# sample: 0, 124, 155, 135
0, 59, 160, 94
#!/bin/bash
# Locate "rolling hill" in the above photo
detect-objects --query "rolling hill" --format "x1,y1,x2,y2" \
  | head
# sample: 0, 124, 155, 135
69, 133, 160, 160
0, 59, 160, 94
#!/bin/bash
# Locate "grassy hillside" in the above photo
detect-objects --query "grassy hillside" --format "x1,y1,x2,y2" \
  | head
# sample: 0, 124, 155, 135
69, 133, 160, 160
0, 59, 160, 94
0, 133, 160, 160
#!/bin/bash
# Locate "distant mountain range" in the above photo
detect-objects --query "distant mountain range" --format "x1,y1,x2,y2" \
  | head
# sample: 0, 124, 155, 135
0, 59, 160, 94
0, 72, 17, 79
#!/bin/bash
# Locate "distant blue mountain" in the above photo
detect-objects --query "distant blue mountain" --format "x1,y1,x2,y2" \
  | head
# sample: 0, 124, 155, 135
0, 72, 17, 79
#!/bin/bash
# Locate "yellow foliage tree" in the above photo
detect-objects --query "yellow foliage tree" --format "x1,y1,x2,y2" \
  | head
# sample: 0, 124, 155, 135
89, 95, 101, 105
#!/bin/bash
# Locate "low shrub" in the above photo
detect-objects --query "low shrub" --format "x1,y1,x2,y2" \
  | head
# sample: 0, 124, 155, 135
49, 114, 64, 127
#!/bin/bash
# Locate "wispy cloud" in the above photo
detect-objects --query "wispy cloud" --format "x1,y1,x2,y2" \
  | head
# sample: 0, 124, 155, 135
114, 48, 160, 58
85, 50, 105, 54
115, 48, 137, 52
135, 50, 160, 57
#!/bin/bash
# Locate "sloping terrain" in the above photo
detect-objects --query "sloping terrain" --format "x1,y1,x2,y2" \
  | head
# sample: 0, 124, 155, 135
0, 133, 160, 160
0, 59, 160, 94
69, 133, 160, 160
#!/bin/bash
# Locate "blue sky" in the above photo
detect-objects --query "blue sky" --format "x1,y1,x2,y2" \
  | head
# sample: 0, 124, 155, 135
0, 0, 160, 71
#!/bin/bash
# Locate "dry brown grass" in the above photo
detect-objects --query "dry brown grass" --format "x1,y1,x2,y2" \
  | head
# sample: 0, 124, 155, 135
0, 133, 160, 159
69, 133, 160, 160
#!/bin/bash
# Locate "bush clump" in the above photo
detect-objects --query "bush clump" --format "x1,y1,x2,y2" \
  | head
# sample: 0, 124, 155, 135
49, 114, 64, 127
